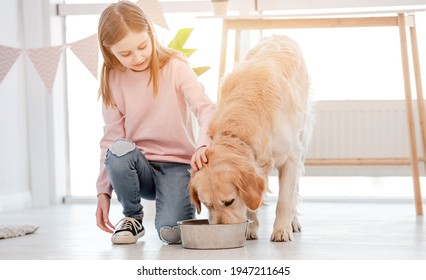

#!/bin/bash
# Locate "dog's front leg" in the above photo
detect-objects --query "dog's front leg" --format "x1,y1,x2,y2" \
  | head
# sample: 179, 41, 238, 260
246, 210, 259, 240
271, 160, 300, 242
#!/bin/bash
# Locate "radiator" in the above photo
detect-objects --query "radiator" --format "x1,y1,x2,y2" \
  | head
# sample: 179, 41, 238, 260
304, 100, 422, 176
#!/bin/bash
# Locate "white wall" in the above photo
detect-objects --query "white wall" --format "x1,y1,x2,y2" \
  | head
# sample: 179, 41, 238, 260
0, 0, 67, 212
0, 1, 32, 211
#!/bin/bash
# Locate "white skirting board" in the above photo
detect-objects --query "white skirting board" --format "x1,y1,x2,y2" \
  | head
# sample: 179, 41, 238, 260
0, 190, 32, 212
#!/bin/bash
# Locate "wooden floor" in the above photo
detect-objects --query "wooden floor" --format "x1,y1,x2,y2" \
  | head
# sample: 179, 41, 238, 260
0, 198, 424, 260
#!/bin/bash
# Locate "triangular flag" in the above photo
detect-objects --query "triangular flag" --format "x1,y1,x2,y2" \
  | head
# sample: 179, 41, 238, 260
27, 45, 64, 93
0, 45, 23, 84
69, 34, 99, 79
136, 0, 169, 30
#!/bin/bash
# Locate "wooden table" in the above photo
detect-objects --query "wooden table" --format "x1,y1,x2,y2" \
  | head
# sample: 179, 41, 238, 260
218, 11, 424, 215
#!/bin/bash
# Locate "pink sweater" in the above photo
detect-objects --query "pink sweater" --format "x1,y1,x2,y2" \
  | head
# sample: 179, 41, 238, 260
96, 58, 216, 196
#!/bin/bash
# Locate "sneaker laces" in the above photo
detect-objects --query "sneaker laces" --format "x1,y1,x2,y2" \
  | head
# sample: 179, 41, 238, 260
115, 217, 143, 232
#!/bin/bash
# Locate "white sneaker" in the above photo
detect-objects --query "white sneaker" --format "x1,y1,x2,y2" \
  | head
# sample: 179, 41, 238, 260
111, 217, 145, 244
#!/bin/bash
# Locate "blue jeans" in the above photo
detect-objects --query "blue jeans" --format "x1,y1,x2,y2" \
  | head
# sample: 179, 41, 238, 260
104, 139, 195, 243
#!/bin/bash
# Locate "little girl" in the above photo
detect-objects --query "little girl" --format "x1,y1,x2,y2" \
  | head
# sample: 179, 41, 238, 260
95, 1, 215, 244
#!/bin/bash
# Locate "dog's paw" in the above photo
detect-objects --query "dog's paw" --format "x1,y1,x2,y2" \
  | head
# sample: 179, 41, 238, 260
246, 224, 259, 240
246, 230, 258, 240
292, 217, 302, 232
270, 227, 294, 242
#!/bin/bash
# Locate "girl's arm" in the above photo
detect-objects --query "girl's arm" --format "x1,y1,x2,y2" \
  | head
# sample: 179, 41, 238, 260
96, 103, 126, 196
175, 59, 216, 170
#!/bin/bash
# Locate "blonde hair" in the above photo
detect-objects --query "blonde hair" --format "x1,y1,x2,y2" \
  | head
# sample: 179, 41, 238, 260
98, 1, 182, 107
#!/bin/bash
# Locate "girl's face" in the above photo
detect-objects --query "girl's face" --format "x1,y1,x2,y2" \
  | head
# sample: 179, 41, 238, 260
109, 31, 152, 72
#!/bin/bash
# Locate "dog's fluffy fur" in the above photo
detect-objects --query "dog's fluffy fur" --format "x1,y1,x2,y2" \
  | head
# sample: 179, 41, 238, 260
189, 35, 313, 242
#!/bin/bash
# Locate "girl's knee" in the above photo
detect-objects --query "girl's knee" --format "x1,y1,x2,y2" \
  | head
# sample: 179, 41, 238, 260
105, 139, 138, 172
109, 139, 136, 157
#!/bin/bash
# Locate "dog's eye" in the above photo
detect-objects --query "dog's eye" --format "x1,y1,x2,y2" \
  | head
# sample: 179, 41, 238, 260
224, 199, 234, 207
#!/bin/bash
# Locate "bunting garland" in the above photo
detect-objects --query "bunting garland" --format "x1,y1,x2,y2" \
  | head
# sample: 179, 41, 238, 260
0, 46, 23, 84
69, 34, 99, 79
136, 0, 169, 30
27, 45, 66, 93
0, 34, 99, 93
0, 0, 169, 92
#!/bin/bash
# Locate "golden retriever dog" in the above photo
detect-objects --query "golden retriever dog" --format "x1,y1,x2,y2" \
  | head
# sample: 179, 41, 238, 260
190, 35, 313, 242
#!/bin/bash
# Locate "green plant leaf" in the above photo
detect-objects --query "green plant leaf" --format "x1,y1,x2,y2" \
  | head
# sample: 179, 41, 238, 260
167, 28, 192, 49
168, 28, 211, 76
168, 28, 196, 57
180, 48, 197, 57
192, 66, 211, 76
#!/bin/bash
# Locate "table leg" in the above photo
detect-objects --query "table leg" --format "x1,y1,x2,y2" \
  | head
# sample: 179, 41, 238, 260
409, 15, 425, 215
398, 13, 423, 215
409, 15, 426, 167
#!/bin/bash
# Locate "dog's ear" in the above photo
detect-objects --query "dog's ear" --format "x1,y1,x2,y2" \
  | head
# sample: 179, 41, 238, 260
189, 172, 202, 214
237, 167, 266, 211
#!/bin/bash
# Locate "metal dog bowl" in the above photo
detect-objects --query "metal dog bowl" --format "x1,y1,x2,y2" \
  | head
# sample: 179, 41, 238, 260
177, 219, 252, 250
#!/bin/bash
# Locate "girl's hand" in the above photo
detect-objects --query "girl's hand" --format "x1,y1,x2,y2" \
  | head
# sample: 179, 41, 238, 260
96, 193, 115, 234
191, 145, 208, 171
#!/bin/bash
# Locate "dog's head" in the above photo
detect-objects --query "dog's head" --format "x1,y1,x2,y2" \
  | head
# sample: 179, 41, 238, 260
189, 142, 266, 224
